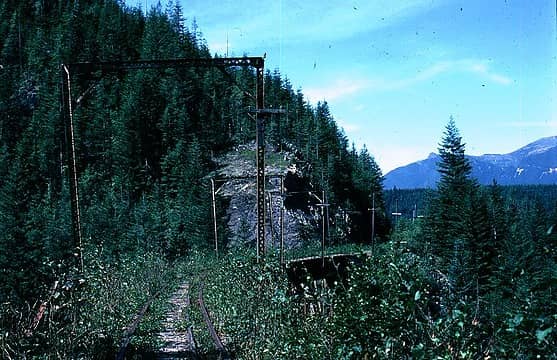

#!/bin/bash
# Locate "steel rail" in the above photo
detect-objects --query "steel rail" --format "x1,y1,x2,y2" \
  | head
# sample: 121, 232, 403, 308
198, 283, 231, 360
116, 291, 160, 360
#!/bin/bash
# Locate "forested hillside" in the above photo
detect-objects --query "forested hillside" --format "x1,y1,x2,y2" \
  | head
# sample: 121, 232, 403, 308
386, 184, 557, 221
402, 120, 556, 358
1, 0, 387, 357
1, 1, 556, 359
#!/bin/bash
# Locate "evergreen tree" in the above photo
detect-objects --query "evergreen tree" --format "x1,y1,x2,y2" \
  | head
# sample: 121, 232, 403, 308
479, 181, 508, 296
350, 146, 389, 241
426, 117, 476, 262
0, 1, 415, 356
463, 191, 496, 296
423, 117, 498, 308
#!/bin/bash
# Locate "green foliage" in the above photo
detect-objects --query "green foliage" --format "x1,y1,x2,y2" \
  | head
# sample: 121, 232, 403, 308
194, 250, 334, 359
4, 1, 555, 359
191, 240, 553, 359
426, 118, 477, 263
0, 0, 390, 356
390, 119, 557, 358
332, 245, 434, 359
0, 247, 174, 358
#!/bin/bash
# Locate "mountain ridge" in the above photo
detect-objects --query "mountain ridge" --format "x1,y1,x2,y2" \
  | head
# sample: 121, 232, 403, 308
384, 136, 557, 189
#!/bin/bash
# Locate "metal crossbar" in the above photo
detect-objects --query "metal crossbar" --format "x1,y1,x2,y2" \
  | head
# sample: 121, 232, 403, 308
61, 56, 274, 265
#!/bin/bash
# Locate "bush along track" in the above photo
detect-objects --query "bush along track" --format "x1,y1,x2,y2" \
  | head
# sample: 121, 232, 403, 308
172, 243, 557, 359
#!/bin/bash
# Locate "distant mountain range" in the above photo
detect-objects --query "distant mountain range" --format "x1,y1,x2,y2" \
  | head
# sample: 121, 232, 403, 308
384, 136, 557, 189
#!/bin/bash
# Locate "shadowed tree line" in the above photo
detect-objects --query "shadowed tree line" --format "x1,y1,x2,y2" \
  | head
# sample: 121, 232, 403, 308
380, 118, 557, 358
0, 1, 387, 356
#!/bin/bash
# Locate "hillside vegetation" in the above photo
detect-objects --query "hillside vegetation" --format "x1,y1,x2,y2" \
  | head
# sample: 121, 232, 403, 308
0, 0, 386, 357
1, 1, 555, 358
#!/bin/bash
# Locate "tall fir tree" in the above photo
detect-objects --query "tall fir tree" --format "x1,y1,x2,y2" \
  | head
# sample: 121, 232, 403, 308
426, 117, 476, 260
424, 117, 489, 303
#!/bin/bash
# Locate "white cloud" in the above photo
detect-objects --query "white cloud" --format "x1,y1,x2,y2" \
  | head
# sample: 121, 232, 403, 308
336, 118, 361, 133
354, 104, 366, 112
396, 59, 513, 88
377, 61, 452, 90
304, 78, 370, 103
277, 0, 447, 43
342, 123, 361, 133
373, 145, 432, 174
207, 41, 231, 55
303, 58, 512, 103
184, 0, 450, 51
487, 73, 513, 85
467, 61, 512, 85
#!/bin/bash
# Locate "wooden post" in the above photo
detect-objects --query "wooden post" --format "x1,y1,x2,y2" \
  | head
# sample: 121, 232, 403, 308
61, 65, 83, 273
280, 205, 285, 266
325, 191, 329, 245
280, 176, 285, 266
211, 178, 218, 260
256, 64, 265, 262
371, 192, 376, 253
321, 190, 325, 268
392, 199, 401, 228
268, 191, 274, 247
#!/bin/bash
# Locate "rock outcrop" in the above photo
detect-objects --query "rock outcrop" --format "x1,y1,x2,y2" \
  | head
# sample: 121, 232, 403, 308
210, 142, 317, 251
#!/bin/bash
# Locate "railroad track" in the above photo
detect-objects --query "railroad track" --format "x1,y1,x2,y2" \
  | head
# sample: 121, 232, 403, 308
156, 283, 198, 360
117, 280, 230, 360
198, 283, 231, 360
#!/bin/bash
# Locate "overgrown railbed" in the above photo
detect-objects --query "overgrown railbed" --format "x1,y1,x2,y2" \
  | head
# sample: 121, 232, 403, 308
188, 242, 556, 359
2, 240, 555, 359
0, 248, 176, 358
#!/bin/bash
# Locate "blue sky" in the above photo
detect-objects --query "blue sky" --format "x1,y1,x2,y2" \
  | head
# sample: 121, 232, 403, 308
128, 0, 556, 173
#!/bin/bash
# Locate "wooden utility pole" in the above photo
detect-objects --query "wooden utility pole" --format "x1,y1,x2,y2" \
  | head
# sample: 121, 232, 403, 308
255, 64, 266, 261
61, 65, 83, 273
280, 204, 285, 265
250, 106, 286, 262
211, 178, 218, 259
392, 199, 402, 228
280, 176, 285, 266
267, 191, 274, 246
62, 56, 275, 263
368, 192, 376, 253
321, 191, 326, 268
314, 191, 329, 268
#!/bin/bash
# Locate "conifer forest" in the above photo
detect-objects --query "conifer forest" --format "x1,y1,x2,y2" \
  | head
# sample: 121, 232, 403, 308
0, 1, 555, 358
